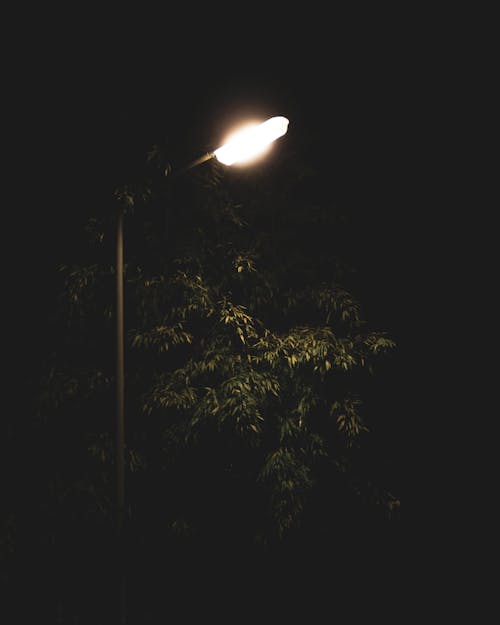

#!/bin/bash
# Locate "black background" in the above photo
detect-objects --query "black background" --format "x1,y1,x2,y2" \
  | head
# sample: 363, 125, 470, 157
4, 14, 429, 621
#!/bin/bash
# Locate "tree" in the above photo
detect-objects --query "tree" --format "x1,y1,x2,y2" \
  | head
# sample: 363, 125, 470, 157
37, 129, 399, 553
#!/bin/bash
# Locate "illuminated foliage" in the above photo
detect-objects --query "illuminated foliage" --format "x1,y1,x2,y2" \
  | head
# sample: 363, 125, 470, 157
40, 144, 398, 544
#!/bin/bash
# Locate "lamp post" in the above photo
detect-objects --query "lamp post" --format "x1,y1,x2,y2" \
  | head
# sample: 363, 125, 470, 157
114, 115, 289, 622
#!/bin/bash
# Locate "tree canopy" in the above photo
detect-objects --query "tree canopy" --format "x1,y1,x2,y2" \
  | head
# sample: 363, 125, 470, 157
36, 129, 399, 554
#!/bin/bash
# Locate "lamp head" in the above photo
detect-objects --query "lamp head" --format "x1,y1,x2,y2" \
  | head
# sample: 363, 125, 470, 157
214, 116, 289, 166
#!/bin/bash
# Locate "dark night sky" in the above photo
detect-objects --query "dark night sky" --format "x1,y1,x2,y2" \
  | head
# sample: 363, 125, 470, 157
1, 17, 432, 620
13, 9, 486, 619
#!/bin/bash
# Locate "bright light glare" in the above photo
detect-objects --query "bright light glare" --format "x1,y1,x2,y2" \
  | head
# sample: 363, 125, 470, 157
214, 116, 289, 166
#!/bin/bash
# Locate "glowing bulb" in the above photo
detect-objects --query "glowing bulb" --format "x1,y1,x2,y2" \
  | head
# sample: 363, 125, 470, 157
214, 116, 289, 166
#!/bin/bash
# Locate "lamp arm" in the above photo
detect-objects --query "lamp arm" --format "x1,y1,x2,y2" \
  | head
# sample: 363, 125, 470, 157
165, 151, 215, 178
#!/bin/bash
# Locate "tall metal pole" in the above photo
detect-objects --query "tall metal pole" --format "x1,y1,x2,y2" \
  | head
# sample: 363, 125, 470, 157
116, 205, 125, 535
116, 205, 126, 623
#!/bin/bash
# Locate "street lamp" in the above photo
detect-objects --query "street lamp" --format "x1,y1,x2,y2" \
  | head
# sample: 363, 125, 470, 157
165, 116, 290, 176
114, 114, 289, 619
213, 116, 289, 165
